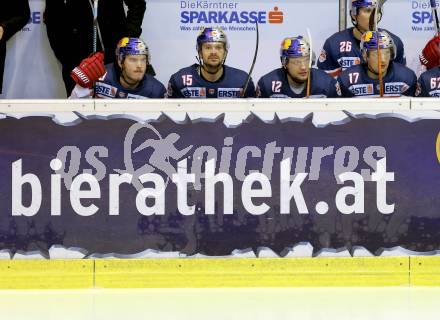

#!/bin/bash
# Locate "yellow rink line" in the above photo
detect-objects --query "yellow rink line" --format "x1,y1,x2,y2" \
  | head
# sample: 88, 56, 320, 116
0, 257, 439, 289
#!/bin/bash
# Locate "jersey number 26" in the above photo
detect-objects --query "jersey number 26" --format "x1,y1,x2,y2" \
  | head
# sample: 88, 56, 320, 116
340, 41, 352, 53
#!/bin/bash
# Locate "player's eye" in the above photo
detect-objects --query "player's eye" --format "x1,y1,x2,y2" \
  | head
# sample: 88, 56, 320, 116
290, 57, 309, 66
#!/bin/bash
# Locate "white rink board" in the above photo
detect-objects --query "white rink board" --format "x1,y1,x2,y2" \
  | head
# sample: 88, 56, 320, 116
0, 288, 439, 320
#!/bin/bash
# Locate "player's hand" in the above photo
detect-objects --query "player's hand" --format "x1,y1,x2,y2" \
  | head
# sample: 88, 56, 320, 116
0, 26, 4, 41
70, 52, 105, 88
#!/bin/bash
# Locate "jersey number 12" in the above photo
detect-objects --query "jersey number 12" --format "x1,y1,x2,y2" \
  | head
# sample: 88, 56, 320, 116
272, 81, 282, 92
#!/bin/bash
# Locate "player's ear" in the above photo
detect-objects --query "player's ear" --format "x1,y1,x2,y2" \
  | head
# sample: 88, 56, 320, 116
350, 13, 357, 24
377, 11, 382, 22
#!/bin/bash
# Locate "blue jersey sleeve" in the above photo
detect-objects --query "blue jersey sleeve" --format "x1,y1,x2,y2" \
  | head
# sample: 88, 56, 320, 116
416, 71, 437, 97
403, 72, 417, 97
167, 74, 183, 98
244, 78, 256, 98
256, 77, 269, 98
317, 38, 340, 75
336, 75, 354, 98
393, 36, 406, 66
415, 79, 423, 97
327, 77, 341, 98
256, 78, 267, 98
156, 82, 167, 99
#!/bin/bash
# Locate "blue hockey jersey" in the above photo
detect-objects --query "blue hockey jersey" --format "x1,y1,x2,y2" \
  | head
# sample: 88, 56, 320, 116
256, 68, 340, 98
416, 67, 440, 97
167, 64, 255, 98
337, 63, 416, 97
94, 63, 166, 99
317, 27, 406, 77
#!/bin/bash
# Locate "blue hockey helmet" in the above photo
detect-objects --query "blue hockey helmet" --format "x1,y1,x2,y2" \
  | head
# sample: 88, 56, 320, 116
196, 27, 229, 52
350, 0, 379, 15
280, 36, 311, 66
360, 31, 396, 59
116, 37, 150, 64
350, 0, 384, 26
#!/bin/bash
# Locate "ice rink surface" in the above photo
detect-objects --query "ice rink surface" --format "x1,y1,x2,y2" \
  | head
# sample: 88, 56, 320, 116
1, 287, 439, 320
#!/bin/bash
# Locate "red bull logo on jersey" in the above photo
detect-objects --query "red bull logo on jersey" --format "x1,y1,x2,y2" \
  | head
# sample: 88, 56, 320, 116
180, 1, 284, 25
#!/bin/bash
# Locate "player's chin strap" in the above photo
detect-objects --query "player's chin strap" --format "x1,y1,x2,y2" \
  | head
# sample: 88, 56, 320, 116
197, 56, 222, 76
241, 22, 259, 98
369, 5, 384, 98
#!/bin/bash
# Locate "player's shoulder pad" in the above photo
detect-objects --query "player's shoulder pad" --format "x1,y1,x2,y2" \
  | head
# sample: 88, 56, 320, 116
340, 64, 363, 76
392, 62, 416, 79
145, 74, 166, 90
170, 64, 198, 79
311, 68, 335, 82
259, 68, 284, 83
102, 63, 117, 82
419, 67, 440, 81
224, 65, 250, 80
324, 28, 353, 46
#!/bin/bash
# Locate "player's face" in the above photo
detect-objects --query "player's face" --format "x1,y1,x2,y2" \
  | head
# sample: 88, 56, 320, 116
120, 54, 147, 85
285, 56, 310, 83
355, 7, 375, 32
366, 48, 391, 74
200, 42, 226, 69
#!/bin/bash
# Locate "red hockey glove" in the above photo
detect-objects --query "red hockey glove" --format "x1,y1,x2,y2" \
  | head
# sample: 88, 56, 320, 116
420, 35, 440, 70
70, 52, 105, 88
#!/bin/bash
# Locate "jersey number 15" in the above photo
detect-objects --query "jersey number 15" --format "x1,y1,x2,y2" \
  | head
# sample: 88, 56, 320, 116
182, 75, 193, 86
